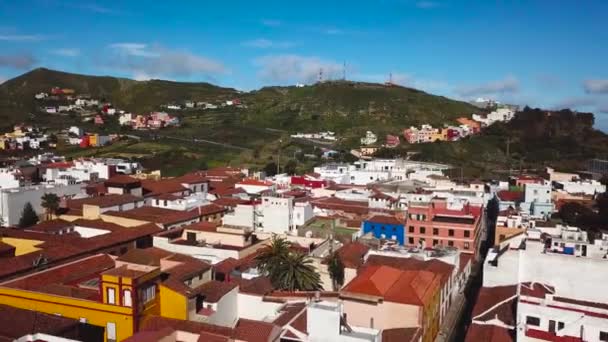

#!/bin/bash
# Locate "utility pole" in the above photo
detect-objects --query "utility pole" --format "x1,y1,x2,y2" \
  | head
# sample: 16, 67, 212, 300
342, 61, 346, 81
276, 139, 282, 175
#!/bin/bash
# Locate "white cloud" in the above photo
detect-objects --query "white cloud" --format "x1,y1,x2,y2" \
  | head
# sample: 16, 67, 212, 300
583, 79, 608, 94
242, 39, 294, 49
261, 19, 282, 27
0, 34, 46, 42
106, 43, 227, 79
0, 53, 37, 69
51, 48, 80, 57
416, 1, 440, 9
254, 55, 343, 84
455, 76, 520, 98
109, 43, 159, 57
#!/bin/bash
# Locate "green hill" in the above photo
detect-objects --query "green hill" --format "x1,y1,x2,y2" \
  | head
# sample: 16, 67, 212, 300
0, 68, 239, 126
241, 81, 479, 134
0, 69, 478, 135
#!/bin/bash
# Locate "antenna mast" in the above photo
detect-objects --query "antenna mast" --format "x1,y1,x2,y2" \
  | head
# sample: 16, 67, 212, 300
342, 61, 346, 81
318, 68, 324, 83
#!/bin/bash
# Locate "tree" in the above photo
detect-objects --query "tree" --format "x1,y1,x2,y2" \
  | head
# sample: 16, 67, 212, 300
18, 202, 39, 228
283, 160, 298, 175
327, 252, 345, 291
264, 162, 278, 177
273, 251, 322, 291
255, 236, 322, 291
41, 193, 60, 220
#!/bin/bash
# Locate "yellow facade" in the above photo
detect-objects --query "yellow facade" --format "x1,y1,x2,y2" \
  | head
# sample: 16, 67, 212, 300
421, 285, 441, 342
159, 284, 188, 320
0, 286, 134, 342
0, 237, 43, 256
89, 134, 99, 147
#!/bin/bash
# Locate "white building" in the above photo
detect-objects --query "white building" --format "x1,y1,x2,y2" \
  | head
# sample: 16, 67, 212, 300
256, 195, 294, 234
0, 182, 84, 226
235, 179, 275, 195
475, 230, 608, 342
0, 168, 21, 189
360, 131, 378, 145
521, 181, 553, 218
555, 179, 606, 196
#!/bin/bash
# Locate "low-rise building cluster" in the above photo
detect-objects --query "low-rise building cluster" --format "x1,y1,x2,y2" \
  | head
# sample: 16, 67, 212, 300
118, 111, 180, 130
0, 124, 50, 150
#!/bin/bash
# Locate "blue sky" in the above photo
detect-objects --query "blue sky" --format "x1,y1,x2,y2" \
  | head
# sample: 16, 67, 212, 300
1, 0, 608, 130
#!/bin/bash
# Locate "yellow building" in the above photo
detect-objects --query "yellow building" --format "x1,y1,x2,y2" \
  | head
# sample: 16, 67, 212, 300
0, 254, 162, 342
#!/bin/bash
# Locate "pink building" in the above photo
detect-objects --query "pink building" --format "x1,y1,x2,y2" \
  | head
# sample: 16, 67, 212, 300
405, 198, 483, 257
386, 134, 401, 147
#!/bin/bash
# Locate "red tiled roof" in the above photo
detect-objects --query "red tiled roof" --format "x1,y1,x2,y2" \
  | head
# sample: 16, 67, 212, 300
497, 190, 524, 202
103, 206, 200, 226
233, 318, 279, 342
341, 265, 440, 306
366, 255, 454, 285
366, 214, 403, 225
195, 280, 238, 302
198, 203, 226, 216
142, 179, 189, 196
0, 304, 81, 340
26, 219, 73, 233
471, 285, 517, 326
67, 194, 143, 209
465, 324, 514, 342
42, 161, 74, 169
162, 258, 213, 297
105, 175, 141, 186
212, 197, 251, 208
237, 178, 273, 186
176, 173, 209, 185
382, 327, 422, 342
234, 276, 274, 296
333, 242, 369, 269
183, 221, 219, 232
116, 248, 171, 266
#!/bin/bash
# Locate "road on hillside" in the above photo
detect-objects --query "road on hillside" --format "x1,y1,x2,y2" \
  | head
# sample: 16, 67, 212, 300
129, 132, 251, 151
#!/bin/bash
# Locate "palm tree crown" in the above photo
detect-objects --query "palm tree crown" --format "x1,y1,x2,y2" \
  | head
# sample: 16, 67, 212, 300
41, 193, 60, 221
255, 235, 321, 291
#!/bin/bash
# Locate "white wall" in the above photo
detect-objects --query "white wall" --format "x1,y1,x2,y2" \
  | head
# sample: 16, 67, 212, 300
293, 203, 313, 227
73, 226, 110, 238
153, 236, 239, 264
223, 204, 255, 228
237, 293, 283, 321
207, 287, 238, 327
258, 196, 293, 234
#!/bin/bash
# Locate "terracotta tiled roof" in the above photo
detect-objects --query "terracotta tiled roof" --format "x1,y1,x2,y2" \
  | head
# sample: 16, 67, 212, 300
497, 190, 524, 202
233, 318, 280, 342
198, 204, 226, 216
471, 285, 517, 326
116, 248, 170, 266
465, 324, 514, 342
140, 316, 233, 338
273, 302, 306, 327
237, 178, 274, 186
195, 280, 238, 302
26, 219, 73, 233
67, 194, 143, 209
176, 173, 209, 185
235, 276, 274, 296
520, 282, 555, 299
212, 197, 251, 208
103, 206, 200, 226
142, 179, 189, 196
162, 258, 213, 297
341, 265, 440, 306
365, 255, 454, 285
365, 214, 403, 225
332, 242, 369, 269
382, 327, 422, 342
0, 304, 81, 340
105, 175, 141, 186
183, 221, 219, 232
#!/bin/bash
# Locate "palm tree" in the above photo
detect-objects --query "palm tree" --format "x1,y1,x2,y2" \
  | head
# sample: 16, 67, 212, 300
256, 235, 290, 275
255, 236, 321, 291
327, 251, 345, 291
273, 251, 322, 291
41, 193, 60, 220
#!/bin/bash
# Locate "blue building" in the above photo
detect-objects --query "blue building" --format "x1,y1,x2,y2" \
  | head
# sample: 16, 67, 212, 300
361, 215, 405, 245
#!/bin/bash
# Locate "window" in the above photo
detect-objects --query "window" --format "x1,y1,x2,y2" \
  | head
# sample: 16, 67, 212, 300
526, 316, 540, 326
433, 239, 439, 246
409, 226, 415, 233
408, 237, 414, 244
433, 228, 439, 235
548, 320, 556, 333
79, 317, 87, 323
558, 322, 565, 330
420, 227, 426, 234
143, 285, 156, 304
464, 242, 470, 250
107, 288, 116, 304
448, 229, 454, 237
601, 331, 608, 342
107, 322, 117, 342
123, 289, 132, 307
464, 230, 470, 238
448, 240, 454, 247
